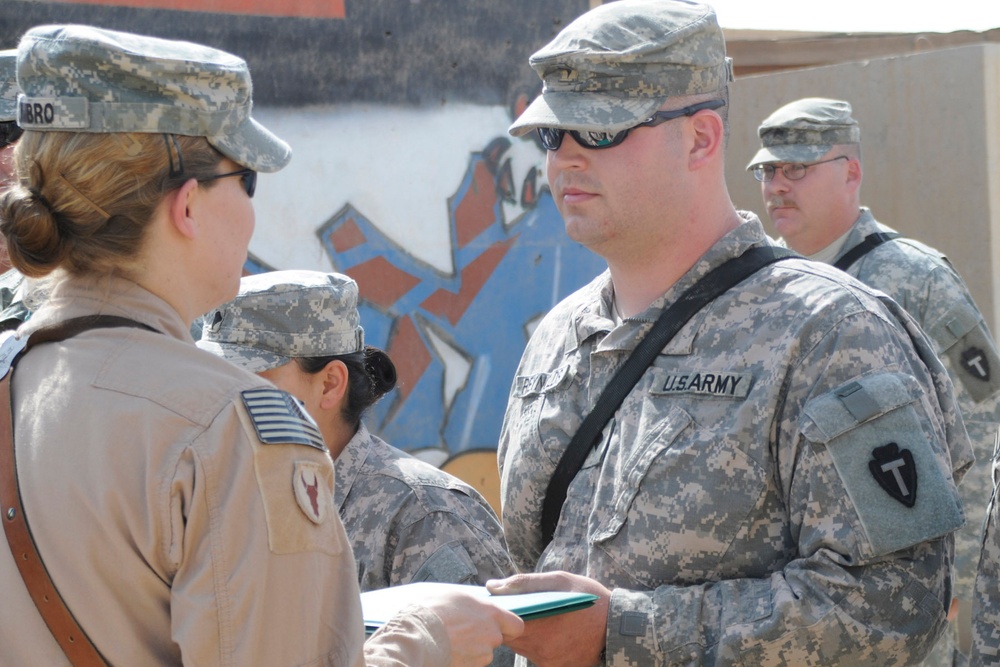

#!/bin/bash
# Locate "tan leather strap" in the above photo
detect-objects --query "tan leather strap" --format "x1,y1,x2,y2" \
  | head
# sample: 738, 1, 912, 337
1, 315, 156, 666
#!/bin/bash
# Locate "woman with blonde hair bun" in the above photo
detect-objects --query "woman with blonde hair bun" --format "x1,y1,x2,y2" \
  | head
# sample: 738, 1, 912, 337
0, 24, 520, 667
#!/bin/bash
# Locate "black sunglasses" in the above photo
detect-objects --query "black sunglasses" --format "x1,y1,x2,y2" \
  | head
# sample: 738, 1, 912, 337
198, 168, 257, 198
536, 99, 726, 151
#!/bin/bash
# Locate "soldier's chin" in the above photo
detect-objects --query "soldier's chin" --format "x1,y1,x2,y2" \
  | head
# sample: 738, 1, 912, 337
771, 214, 800, 234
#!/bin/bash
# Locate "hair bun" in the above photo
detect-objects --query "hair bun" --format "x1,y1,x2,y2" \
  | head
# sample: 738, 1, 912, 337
364, 346, 397, 395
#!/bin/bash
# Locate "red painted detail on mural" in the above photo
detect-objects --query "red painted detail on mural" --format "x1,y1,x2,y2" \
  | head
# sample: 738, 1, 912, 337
420, 238, 515, 326
497, 159, 515, 204
50, 0, 346, 18
521, 167, 538, 208
484, 140, 509, 171
514, 92, 530, 119
386, 315, 431, 405
329, 217, 366, 253
454, 161, 497, 249
344, 256, 420, 310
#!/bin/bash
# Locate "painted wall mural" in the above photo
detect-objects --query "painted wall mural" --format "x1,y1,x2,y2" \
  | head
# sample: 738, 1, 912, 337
249, 103, 606, 459
0, 0, 602, 461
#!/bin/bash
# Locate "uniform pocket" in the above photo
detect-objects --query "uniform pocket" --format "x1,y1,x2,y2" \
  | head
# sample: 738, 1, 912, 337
589, 404, 768, 587
509, 364, 573, 465
238, 390, 347, 556
928, 300, 1000, 403
801, 372, 964, 559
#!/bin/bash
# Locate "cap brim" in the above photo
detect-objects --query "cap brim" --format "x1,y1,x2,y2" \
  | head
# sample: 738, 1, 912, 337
209, 116, 291, 173
746, 143, 831, 169
197, 339, 291, 373
509, 90, 665, 137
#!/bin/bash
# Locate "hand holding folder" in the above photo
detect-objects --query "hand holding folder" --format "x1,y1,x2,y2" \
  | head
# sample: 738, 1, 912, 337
361, 581, 599, 635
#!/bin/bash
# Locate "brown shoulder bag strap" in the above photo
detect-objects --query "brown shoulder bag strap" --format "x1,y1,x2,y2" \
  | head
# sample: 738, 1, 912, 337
1, 315, 157, 666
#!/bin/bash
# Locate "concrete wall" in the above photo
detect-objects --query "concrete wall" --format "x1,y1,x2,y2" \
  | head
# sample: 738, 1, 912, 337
0, 0, 584, 107
726, 44, 1000, 334
5, 3, 1000, 460
243, 101, 607, 458
0, 1, 606, 460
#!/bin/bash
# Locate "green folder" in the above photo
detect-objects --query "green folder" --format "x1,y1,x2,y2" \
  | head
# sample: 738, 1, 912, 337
361, 582, 599, 635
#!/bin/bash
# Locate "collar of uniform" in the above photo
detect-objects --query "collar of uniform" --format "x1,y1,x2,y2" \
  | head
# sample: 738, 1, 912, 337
589, 214, 771, 357
648, 212, 767, 312
571, 270, 617, 351
332, 420, 375, 509
829, 207, 878, 266
19, 273, 188, 341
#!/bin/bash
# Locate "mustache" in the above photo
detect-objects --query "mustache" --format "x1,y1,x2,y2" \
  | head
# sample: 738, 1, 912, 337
551, 173, 599, 195
766, 196, 795, 210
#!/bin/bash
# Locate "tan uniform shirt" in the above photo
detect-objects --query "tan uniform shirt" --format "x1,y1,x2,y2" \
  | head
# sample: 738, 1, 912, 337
0, 274, 447, 666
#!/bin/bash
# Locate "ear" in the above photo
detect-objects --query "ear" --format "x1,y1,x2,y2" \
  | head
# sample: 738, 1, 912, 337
167, 177, 201, 240
687, 110, 724, 171
845, 157, 863, 190
318, 359, 350, 411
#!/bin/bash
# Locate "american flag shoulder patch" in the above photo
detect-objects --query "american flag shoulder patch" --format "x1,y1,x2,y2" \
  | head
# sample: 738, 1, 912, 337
241, 388, 326, 451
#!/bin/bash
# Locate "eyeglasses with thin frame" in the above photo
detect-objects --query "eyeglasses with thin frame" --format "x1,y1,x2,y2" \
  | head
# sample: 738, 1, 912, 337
536, 98, 726, 151
751, 155, 849, 183
198, 168, 257, 198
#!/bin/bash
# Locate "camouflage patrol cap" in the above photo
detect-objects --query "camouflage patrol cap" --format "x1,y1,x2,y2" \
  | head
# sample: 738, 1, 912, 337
198, 270, 365, 373
0, 49, 17, 122
747, 97, 860, 168
509, 0, 733, 137
15, 24, 290, 172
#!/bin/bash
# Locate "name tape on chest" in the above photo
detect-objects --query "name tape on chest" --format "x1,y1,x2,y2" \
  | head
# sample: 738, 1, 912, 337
241, 388, 326, 451
652, 371, 751, 399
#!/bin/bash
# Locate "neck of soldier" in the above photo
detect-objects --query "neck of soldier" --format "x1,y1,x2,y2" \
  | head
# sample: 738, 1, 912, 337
323, 414, 359, 461
607, 202, 742, 319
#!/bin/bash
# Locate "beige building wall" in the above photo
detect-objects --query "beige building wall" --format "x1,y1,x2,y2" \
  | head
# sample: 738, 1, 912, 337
725, 43, 1000, 334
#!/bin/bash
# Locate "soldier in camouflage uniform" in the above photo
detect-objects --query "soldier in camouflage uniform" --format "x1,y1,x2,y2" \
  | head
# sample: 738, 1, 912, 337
0, 269, 29, 330
487, 1, 974, 665
200, 269, 517, 666
748, 96, 1000, 666
199, 270, 515, 591
0, 48, 30, 331
0, 47, 22, 181
0, 24, 520, 666
973, 448, 1000, 665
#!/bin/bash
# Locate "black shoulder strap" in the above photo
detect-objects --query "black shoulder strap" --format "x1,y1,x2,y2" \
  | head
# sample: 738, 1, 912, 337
833, 232, 901, 272
540, 246, 797, 548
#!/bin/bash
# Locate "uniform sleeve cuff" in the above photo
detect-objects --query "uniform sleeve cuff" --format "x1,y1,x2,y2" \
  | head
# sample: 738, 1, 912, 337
605, 588, 659, 664
366, 603, 451, 666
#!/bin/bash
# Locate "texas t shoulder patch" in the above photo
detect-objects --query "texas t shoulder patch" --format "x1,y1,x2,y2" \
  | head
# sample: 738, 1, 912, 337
241, 388, 326, 451
869, 442, 917, 508
961, 346, 990, 382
